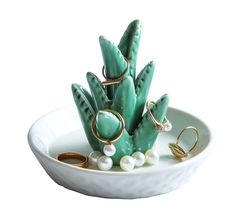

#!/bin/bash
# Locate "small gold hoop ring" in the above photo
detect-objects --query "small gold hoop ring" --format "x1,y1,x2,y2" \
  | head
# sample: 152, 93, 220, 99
57, 152, 89, 168
91, 109, 125, 144
146, 100, 171, 132
176, 126, 199, 153
102, 58, 130, 86
169, 126, 200, 159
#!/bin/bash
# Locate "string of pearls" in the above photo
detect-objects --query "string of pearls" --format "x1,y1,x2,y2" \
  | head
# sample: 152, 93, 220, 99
88, 147, 160, 172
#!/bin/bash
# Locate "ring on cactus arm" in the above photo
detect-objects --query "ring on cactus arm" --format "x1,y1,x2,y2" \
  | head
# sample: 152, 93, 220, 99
146, 100, 172, 132
91, 109, 125, 144
102, 57, 130, 86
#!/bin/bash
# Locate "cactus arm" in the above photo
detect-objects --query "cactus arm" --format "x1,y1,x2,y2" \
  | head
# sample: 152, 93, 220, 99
95, 111, 133, 165
133, 94, 169, 153
71, 84, 100, 150
99, 36, 127, 77
111, 76, 137, 133
134, 61, 155, 127
86, 72, 110, 110
118, 19, 141, 81
99, 36, 129, 99
74, 82, 96, 112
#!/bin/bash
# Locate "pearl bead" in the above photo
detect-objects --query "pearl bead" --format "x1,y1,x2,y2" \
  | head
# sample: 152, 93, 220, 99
120, 156, 135, 172
88, 151, 103, 166
97, 156, 113, 171
103, 144, 116, 157
145, 149, 159, 165
132, 152, 145, 167
163, 121, 172, 132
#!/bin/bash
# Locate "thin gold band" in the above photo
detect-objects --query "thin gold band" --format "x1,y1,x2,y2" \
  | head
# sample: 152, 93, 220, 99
102, 58, 129, 86
176, 126, 199, 153
146, 100, 170, 132
91, 109, 125, 144
57, 152, 89, 168
169, 126, 200, 159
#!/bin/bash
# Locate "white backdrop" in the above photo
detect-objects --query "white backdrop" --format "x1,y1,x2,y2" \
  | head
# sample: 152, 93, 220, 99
0, 0, 234, 219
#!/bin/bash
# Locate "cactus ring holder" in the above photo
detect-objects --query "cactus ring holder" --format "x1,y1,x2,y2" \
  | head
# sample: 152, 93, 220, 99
28, 20, 212, 198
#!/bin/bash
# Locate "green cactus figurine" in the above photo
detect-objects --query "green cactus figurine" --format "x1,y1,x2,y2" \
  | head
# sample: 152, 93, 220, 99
72, 20, 170, 167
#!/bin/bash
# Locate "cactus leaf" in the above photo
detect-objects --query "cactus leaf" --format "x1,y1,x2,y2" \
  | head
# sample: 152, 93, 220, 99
96, 111, 121, 138
134, 61, 155, 127
99, 36, 128, 99
135, 61, 155, 96
111, 76, 137, 133
71, 84, 99, 150
95, 110, 133, 165
133, 94, 169, 153
86, 72, 110, 110
99, 36, 127, 78
118, 19, 141, 81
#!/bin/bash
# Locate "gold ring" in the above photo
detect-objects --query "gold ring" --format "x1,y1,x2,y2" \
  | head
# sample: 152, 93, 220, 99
146, 100, 171, 132
102, 57, 129, 86
57, 152, 89, 168
91, 109, 125, 144
169, 126, 200, 159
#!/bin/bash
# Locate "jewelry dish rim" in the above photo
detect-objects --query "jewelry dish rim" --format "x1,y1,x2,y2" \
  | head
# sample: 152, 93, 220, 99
28, 106, 213, 175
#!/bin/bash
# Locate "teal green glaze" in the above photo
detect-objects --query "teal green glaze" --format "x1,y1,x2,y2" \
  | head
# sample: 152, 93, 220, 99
99, 36, 127, 78
96, 111, 121, 139
95, 111, 133, 165
73, 83, 97, 112
118, 20, 141, 81
86, 72, 110, 110
133, 94, 169, 152
99, 36, 128, 100
111, 76, 136, 133
110, 135, 133, 165
72, 20, 169, 165
134, 61, 155, 128
71, 84, 99, 150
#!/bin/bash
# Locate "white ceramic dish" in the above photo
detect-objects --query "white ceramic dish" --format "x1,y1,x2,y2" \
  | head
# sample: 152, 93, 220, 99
28, 106, 212, 199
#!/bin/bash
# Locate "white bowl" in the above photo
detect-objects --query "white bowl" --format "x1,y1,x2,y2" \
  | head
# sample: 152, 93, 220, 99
28, 106, 212, 199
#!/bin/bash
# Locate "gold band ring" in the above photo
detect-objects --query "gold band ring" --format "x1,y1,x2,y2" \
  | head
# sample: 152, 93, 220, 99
57, 152, 89, 168
91, 109, 125, 144
146, 100, 171, 132
169, 126, 200, 159
102, 58, 130, 86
